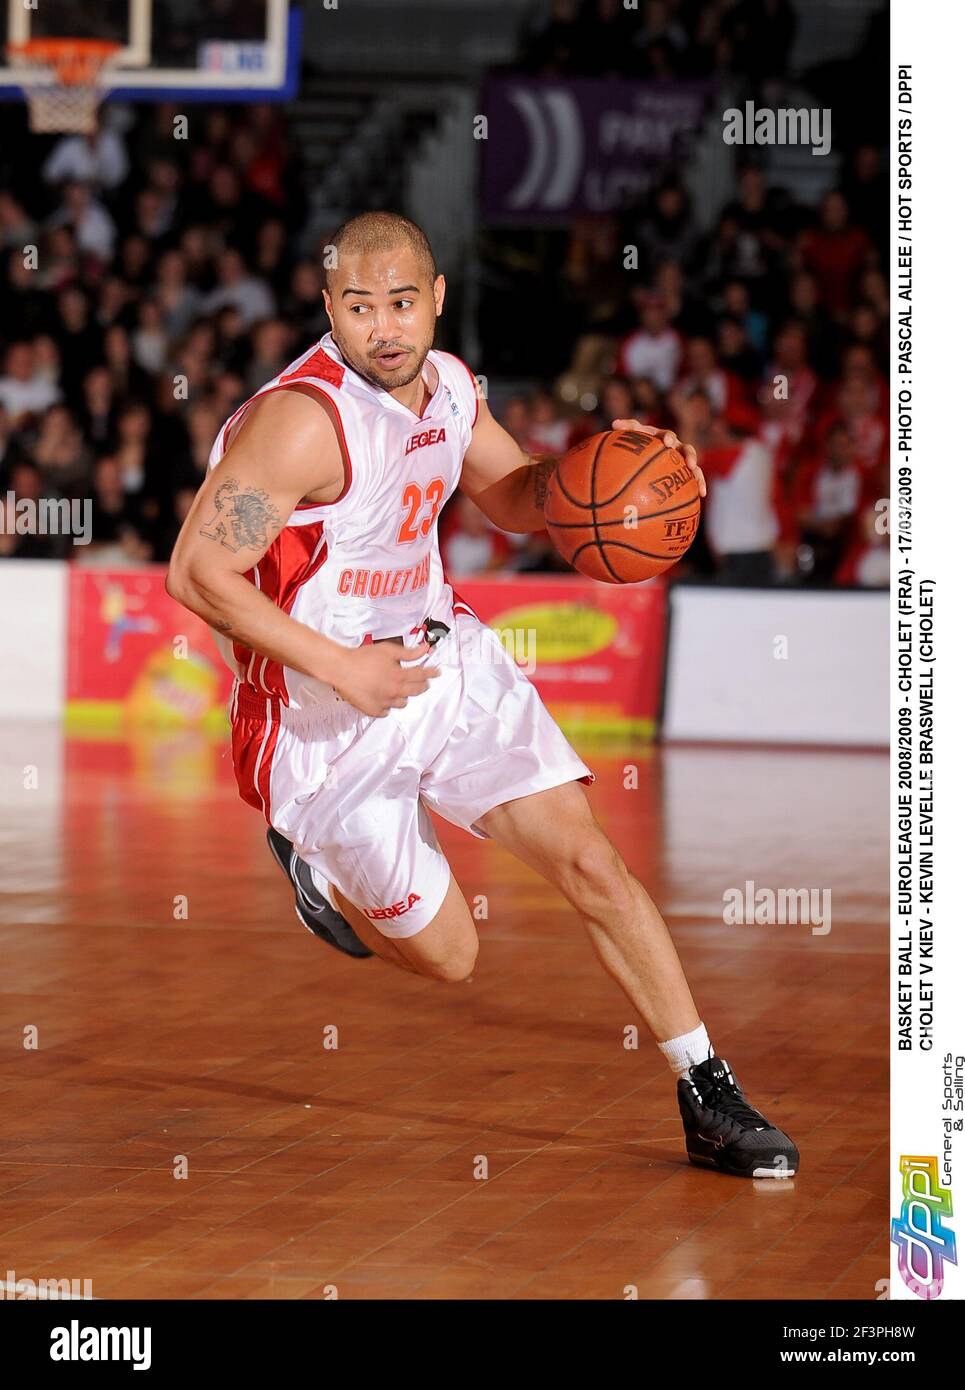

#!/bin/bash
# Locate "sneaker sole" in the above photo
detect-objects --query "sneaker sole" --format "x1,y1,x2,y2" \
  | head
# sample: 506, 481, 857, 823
687, 1150, 798, 1179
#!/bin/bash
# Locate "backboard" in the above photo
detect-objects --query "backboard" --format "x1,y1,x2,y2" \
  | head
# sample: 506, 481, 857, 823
0, 0, 300, 103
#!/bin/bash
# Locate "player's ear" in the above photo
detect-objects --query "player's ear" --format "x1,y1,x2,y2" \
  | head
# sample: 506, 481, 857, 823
322, 288, 333, 322
433, 274, 446, 318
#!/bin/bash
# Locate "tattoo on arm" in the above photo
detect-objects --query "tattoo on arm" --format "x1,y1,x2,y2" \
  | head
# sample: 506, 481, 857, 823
213, 617, 233, 633
531, 456, 557, 512
199, 477, 283, 553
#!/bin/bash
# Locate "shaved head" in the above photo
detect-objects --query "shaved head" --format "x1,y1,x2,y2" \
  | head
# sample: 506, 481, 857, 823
324, 211, 436, 291
321, 211, 446, 398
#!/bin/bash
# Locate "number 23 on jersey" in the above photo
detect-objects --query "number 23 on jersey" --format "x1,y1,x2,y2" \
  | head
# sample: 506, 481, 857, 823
396, 477, 446, 544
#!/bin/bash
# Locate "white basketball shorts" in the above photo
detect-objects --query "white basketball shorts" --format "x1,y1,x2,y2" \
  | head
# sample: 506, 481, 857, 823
230, 611, 595, 938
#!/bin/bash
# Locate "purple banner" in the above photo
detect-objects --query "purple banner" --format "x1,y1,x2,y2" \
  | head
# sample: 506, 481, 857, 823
481, 77, 712, 221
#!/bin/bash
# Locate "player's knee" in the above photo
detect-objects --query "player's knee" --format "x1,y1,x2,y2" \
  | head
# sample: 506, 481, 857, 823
557, 835, 632, 914
419, 936, 478, 983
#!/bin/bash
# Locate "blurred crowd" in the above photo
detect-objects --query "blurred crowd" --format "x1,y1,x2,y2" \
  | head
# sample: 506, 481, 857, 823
452, 163, 889, 588
518, 0, 800, 80
0, 101, 316, 563
452, 0, 889, 586
0, 0, 887, 587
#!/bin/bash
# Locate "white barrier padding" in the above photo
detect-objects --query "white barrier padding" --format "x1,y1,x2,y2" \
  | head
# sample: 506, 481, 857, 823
663, 587, 888, 746
0, 560, 67, 719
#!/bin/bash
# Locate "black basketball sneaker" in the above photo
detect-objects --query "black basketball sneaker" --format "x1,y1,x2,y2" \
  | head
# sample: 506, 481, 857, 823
677, 1055, 799, 1178
266, 828, 373, 958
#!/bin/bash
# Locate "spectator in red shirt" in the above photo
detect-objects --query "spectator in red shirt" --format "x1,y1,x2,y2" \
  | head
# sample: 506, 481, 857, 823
764, 320, 818, 446
799, 191, 874, 319
796, 422, 863, 582
838, 375, 887, 475
815, 367, 888, 477
839, 343, 888, 414
676, 335, 759, 433
671, 390, 779, 585
834, 459, 889, 587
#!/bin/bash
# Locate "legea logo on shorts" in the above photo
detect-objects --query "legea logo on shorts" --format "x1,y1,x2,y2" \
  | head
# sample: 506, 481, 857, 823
364, 893, 422, 921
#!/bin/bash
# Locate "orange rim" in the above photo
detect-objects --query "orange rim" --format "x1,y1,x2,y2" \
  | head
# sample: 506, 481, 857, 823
8, 38, 120, 86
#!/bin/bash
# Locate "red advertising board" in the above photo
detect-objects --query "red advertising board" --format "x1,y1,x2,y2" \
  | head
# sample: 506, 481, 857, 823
66, 567, 234, 730
454, 574, 665, 737
66, 567, 666, 737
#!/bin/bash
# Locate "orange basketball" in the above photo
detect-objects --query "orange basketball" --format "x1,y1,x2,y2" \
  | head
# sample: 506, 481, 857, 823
544, 429, 701, 583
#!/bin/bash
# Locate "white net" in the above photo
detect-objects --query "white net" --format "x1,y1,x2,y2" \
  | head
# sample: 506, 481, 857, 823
20, 84, 103, 134
9, 41, 118, 134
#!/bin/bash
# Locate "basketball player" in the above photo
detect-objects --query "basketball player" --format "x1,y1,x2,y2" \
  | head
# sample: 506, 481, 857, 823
166, 213, 799, 1179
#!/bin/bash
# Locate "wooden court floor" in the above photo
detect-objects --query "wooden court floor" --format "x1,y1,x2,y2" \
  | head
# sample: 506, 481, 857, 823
0, 725, 888, 1300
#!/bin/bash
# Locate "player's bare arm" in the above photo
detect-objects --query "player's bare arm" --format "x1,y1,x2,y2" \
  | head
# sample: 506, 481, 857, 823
166, 386, 439, 716
460, 396, 706, 534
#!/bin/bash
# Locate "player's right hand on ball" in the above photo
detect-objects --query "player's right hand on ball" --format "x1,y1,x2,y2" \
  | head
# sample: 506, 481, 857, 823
334, 640, 440, 717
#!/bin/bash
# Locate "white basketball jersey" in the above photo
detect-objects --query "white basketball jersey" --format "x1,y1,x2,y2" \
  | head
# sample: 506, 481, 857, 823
206, 331, 479, 711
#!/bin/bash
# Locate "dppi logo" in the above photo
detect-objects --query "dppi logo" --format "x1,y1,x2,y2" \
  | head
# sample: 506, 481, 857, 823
890, 1155, 957, 1298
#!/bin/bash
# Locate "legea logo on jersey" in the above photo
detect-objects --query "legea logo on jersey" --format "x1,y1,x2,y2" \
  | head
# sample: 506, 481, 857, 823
404, 427, 447, 456
364, 893, 422, 921
890, 1155, 957, 1298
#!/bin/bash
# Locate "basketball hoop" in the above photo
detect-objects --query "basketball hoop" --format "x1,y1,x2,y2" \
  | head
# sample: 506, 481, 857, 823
8, 38, 120, 134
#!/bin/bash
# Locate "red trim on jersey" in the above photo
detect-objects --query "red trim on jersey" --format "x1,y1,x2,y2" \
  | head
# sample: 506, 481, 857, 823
218, 353, 352, 509
441, 548, 479, 619
220, 397, 255, 453
451, 594, 478, 619
231, 521, 329, 703
436, 554, 480, 621
447, 575, 479, 620
292, 380, 352, 505
278, 344, 352, 504
240, 380, 353, 509
280, 343, 345, 390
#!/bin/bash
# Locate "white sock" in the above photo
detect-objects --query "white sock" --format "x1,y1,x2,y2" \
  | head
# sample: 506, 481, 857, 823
658, 1022, 714, 1080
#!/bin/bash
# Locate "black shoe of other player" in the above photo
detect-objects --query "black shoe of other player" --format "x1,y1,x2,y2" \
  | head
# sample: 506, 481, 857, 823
266, 828, 373, 958
677, 1055, 799, 1178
